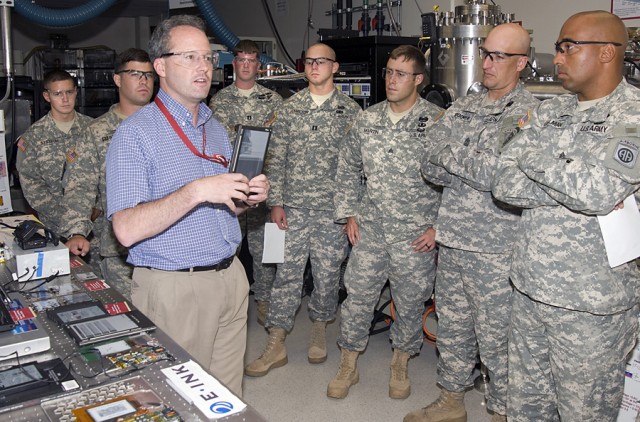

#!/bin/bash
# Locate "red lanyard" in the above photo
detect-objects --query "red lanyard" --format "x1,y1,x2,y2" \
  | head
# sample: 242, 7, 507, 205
155, 96, 228, 167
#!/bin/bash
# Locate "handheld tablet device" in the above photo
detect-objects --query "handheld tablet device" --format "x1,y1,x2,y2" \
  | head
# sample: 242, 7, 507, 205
229, 125, 272, 179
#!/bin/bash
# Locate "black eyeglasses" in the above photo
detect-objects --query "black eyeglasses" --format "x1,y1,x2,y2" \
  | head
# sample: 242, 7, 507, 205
479, 47, 528, 63
554, 39, 623, 55
304, 57, 336, 66
117, 69, 155, 80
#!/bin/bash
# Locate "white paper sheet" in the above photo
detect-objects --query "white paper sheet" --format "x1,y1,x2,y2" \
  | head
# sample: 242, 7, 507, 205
597, 195, 640, 268
262, 222, 285, 263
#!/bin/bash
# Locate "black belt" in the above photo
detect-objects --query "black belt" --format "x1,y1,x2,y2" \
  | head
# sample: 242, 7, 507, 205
144, 256, 235, 273
176, 255, 235, 272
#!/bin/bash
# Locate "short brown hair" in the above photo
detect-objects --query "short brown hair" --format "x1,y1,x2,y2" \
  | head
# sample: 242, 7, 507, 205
233, 39, 260, 57
389, 45, 426, 75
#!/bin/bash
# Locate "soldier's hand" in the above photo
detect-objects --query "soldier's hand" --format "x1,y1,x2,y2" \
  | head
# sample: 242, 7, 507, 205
411, 227, 436, 253
345, 216, 360, 246
66, 234, 91, 257
271, 206, 288, 230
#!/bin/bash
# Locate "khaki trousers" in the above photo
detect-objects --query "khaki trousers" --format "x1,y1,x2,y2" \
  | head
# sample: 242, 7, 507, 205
132, 257, 249, 396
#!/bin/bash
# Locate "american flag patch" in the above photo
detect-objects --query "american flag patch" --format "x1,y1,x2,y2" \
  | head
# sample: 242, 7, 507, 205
518, 111, 531, 128
16, 137, 26, 151
66, 148, 77, 163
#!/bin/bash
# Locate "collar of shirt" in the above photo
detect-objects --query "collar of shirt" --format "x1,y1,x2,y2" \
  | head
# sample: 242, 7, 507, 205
156, 88, 213, 129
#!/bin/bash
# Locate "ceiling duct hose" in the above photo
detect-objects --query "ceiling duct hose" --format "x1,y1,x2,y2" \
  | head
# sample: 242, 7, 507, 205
14, 0, 118, 28
194, 0, 275, 65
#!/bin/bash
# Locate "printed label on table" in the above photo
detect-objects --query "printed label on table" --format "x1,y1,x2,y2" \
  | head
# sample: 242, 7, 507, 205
9, 306, 35, 322
83, 279, 110, 291
104, 302, 131, 315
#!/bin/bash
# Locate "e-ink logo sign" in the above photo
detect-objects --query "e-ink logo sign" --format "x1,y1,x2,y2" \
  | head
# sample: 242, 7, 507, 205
614, 139, 639, 169
210, 401, 234, 414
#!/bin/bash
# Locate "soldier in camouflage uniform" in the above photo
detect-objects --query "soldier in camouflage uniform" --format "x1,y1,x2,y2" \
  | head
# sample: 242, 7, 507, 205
62, 49, 154, 300
327, 45, 443, 400
491, 12, 640, 421
404, 24, 538, 422
16, 70, 93, 250
245, 43, 361, 377
208, 40, 282, 325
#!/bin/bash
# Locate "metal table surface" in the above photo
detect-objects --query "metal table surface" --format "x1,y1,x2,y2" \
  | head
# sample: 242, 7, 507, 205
0, 243, 265, 422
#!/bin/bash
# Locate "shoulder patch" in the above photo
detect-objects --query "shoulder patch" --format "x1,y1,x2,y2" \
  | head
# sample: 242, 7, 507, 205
518, 111, 531, 128
604, 135, 640, 177
263, 111, 277, 127
16, 137, 26, 152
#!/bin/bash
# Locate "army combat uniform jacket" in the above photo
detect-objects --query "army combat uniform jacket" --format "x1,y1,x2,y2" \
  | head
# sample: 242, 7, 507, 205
334, 98, 443, 243
209, 83, 282, 141
63, 105, 124, 256
17, 111, 93, 235
422, 82, 539, 253
266, 88, 361, 211
492, 79, 640, 315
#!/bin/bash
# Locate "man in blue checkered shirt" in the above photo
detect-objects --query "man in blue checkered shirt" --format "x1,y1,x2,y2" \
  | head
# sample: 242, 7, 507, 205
105, 15, 269, 397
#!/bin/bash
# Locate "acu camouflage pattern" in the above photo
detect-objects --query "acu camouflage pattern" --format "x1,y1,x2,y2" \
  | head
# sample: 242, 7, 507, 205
265, 87, 361, 210
17, 111, 93, 236
266, 207, 348, 332
492, 79, 640, 315
434, 246, 513, 414
492, 79, 640, 420
63, 105, 132, 297
422, 82, 539, 252
264, 88, 359, 332
209, 84, 282, 302
208, 83, 282, 141
334, 98, 442, 354
508, 291, 638, 421
334, 98, 444, 243
420, 84, 539, 414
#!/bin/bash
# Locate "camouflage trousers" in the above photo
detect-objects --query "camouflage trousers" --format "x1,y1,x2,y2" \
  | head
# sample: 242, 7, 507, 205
238, 203, 276, 302
338, 222, 437, 354
266, 207, 348, 332
508, 290, 638, 422
100, 254, 133, 301
85, 235, 103, 279
435, 246, 513, 414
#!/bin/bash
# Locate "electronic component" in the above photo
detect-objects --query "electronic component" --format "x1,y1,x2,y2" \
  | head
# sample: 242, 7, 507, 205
0, 358, 78, 409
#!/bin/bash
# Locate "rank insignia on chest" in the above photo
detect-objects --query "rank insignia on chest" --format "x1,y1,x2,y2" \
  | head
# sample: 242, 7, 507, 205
312, 125, 318, 131
66, 148, 78, 163
246, 115, 253, 121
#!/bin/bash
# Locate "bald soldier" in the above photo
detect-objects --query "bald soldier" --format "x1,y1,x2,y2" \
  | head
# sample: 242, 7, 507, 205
491, 12, 640, 421
404, 24, 538, 422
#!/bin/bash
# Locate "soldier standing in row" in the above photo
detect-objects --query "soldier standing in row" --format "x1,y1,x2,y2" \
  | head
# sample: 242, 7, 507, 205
62, 48, 154, 299
209, 39, 282, 325
328, 45, 443, 400
405, 23, 539, 422
492, 11, 640, 421
245, 43, 361, 377
17, 70, 94, 259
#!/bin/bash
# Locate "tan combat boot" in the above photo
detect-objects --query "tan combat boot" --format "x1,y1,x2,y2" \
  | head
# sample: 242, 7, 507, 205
308, 320, 328, 363
389, 349, 411, 399
256, 300, 269, 326
403, 389, 467, 422
327, 348, 360, 399
244, 327, 288, 377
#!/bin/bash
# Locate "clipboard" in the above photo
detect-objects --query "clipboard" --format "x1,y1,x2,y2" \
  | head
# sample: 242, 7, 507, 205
229, 125, 272, 179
